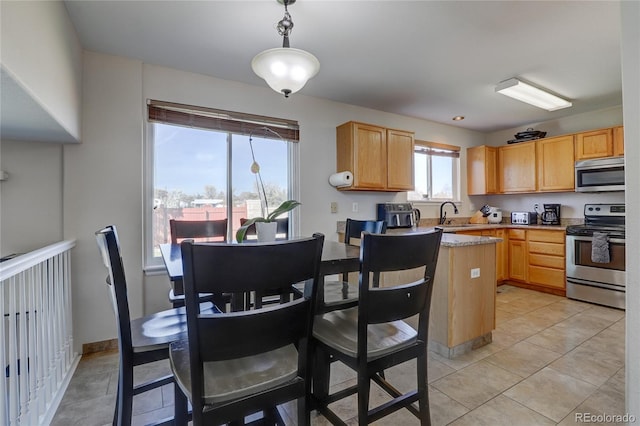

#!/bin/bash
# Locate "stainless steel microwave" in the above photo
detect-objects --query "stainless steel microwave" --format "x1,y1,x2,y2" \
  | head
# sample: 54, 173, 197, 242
575, 157, 625, 192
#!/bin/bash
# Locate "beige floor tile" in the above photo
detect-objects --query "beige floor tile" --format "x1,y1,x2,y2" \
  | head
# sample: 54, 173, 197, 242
432, 360, 522, 409
496, 319, 541, 342
427, 386, 469, 426
495, 306, 520, 324
504, 367, 598, 422
499, 297, 551, 315
51, 393, 116, 426
558, 380, 626, 426
490, 328, 523, 348
449, 395, 556, 426
525, 324, 593, 354
429, 340, 503, 370
556, 312, 617, 337
580, 305, 625, 322
549, 344, 622, 386
484, 341, 562, 378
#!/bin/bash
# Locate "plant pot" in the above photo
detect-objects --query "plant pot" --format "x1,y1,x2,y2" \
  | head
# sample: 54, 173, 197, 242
256, 221, 278, 242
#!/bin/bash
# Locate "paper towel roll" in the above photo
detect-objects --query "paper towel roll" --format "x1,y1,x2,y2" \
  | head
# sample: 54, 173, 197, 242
329, 171, 353, 187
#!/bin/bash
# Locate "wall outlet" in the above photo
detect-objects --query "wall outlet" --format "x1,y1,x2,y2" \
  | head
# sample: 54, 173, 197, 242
352, 202, 358, 212
534, 203, 539, 212
471, 268, 480, 279
330, 202, 338, 214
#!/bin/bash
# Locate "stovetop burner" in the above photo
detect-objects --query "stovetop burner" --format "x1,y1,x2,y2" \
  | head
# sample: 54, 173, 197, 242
566, 203, 625, 239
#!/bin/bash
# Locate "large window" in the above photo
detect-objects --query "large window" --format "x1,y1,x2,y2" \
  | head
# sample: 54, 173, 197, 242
144, 101, 299, 267
408, 141, 460, 202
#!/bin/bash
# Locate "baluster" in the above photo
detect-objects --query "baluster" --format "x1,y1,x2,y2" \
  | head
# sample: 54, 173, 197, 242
8, 275, 19, 425
1, 273, 8, 425
27, 266, 38, 426
18, 271, 29, 424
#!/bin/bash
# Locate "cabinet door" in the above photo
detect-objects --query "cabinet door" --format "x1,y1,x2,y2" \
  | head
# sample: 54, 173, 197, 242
467, 146, 497, 195
575, 128, 613, 160
495, 229, 507, 282
386, 129, 415, 190
536, 135, 575, 192
499, 142, 537, 193
508, 240, 527, 281
336, 122, 387, 190
613, 126, 624, 157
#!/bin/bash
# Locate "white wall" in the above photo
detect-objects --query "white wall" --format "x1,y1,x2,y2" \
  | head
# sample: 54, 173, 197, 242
63, 52, 144, 348
0, 0, 83, 141
621, 0, 640, 416
0, 140, 64, 256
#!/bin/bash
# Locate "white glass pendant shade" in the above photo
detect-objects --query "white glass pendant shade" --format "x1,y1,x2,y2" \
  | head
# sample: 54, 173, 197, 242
252, 47, 320, 97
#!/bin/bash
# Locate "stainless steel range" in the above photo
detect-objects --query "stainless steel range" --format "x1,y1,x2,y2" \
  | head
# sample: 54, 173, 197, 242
566, 203, 626, 309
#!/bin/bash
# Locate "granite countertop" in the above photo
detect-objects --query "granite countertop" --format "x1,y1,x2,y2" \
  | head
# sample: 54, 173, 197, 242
386, 227, 501, 247
431, 223, 568, 232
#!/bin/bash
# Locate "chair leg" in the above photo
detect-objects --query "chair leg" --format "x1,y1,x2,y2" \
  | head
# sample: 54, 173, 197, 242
297, 395, 310, 426
312, 346, 331, 409
116, 362, 134, 426
112, 379, 120, 426
357, 371, 371, 425
174, 382, 188, 426
417, 351, 431, 426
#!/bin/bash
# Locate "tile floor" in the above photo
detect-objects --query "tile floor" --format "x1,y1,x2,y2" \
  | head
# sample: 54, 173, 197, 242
52, 285, 626, 425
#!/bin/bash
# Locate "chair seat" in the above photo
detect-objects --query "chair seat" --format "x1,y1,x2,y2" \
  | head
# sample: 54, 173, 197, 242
170, 339, 299, 405
130, 302, 216, 352
313, 307, 417, 360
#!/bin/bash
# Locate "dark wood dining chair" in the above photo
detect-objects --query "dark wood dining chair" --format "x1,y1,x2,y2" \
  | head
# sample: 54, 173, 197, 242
95, 225, 218, 426
168, 218, 229, 309
321, 218, 387, 312
312, 229, 443, 425
170, 234, 324, 426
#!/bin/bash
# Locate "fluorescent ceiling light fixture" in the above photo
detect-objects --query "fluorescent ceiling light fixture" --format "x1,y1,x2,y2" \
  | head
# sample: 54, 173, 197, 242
251, 0, 319, 98
495, 78, 572, 111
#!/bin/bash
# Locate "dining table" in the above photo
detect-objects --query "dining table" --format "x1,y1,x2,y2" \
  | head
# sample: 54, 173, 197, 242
159, 239, 361, 310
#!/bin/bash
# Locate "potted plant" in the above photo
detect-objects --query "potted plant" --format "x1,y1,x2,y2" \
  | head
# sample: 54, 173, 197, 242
235, 126, 301, 243
235, 199, 301, 243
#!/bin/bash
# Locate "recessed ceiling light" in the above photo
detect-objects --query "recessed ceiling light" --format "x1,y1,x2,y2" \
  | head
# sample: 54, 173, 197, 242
452, 116, 465, 121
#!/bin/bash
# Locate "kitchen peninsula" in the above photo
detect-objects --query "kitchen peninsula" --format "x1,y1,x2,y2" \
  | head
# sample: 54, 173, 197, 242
338, 227, 499, 358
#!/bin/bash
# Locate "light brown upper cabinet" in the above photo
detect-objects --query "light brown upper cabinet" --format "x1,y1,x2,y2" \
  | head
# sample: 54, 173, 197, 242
575, 128, 614, 160
613, 125, 624, 157
498, 141, 537, 193
536, 135, 575, 192
467, 145, 497, 195
336, 121, 414, 191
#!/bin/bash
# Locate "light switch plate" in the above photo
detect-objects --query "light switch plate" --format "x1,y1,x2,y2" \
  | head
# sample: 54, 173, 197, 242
330, 202, 338, 213
471, 268, 480, 278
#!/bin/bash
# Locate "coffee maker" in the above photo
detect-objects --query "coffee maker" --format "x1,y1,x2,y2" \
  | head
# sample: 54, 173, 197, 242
541, 204, 561, 225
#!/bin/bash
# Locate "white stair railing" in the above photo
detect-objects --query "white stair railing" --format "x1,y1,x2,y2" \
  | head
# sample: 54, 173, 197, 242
0, 240, 79, 426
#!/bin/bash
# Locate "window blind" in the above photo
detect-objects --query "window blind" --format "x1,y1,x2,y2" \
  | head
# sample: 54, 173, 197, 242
415, 140, 460, 158
147, 100, 299, 141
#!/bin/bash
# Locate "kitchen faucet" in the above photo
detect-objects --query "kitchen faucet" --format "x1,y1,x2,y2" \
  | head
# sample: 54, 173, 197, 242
439, 201, 459, 225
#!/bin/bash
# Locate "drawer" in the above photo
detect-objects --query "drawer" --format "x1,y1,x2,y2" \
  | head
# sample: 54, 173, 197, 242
528, 241, 564, 256
529, 253, 565, 269
528, 230, 565, 243
528, 265, 565, 289
508, 229, 526, 240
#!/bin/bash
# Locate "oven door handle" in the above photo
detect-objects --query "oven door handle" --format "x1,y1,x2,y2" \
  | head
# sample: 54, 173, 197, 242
567, 236, 625, 244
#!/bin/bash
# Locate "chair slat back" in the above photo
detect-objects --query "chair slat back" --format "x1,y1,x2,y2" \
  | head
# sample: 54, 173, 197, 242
344, 219, 386, 245
170, 219, 228, 243
180, 234, 324, 361
183, 238, 319, 294
95, 225, 133, 353
358, 230, 442, 326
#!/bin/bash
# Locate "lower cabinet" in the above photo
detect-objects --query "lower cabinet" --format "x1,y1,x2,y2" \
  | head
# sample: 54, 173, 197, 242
527, 230, 565, 291
508, 229, 527, 282
460, 227, 566, 294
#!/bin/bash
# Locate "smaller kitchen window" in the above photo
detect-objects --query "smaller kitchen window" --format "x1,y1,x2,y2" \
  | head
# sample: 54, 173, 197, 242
409, 140, 460, 202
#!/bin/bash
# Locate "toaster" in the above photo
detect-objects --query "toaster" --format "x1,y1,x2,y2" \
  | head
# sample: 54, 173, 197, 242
511, 211, 538, 225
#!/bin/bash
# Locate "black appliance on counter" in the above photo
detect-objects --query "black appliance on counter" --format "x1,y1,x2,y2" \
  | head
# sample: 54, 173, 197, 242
376, 203, 420, 228
541, 204, 561, 225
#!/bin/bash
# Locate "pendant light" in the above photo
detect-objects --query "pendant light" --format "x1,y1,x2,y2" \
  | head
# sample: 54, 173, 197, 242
251, 0, 320, 98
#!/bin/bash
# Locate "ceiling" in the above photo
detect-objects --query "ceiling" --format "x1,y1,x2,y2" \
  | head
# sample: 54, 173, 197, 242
2, 1, 624, 142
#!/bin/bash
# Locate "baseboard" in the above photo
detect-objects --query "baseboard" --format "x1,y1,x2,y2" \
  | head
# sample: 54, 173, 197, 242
82, 338, 118, 355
